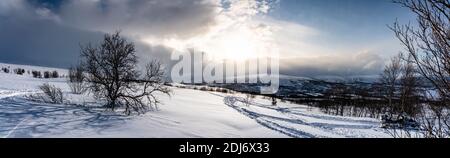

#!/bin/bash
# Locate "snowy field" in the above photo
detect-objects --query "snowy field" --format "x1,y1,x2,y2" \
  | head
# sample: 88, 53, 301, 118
0, 63, 391, 138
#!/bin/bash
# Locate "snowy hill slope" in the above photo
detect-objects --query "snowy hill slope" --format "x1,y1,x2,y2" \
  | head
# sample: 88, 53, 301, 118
0, 63, 390, 138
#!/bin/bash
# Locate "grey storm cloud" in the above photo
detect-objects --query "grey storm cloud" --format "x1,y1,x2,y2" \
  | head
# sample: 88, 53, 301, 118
0, 0, 212, 68
0, 0, 101, 68
57, 0, 219, 38
0, 0, 389, 78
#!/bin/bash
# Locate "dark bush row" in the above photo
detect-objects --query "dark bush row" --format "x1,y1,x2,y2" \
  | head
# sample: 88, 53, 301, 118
1, 66, 60, 79
32, 70, 59, 78
171, 84, 233, 94
2, 67, 26, 75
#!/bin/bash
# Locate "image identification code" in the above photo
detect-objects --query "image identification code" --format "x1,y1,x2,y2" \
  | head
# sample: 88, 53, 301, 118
179, 142, 270, 156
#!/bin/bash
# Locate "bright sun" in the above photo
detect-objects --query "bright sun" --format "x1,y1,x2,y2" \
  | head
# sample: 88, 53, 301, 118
202, 27, 263, 62
220, 34, 257, 61
145, 21, 273, 62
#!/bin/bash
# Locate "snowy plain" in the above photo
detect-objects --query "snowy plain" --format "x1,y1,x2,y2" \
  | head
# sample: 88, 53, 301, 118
0, 63, 391, 138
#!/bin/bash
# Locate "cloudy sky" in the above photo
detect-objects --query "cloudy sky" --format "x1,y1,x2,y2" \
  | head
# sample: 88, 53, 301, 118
0, 0, 415, 78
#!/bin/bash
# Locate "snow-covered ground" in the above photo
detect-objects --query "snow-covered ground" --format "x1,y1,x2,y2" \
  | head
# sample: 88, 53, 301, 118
0, 63, 391, 138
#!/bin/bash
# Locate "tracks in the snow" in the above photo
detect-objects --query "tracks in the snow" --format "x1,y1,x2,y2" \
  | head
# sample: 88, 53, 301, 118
222, 95, 382, 138
0, 90, 35, 138
0, 90, 36, 100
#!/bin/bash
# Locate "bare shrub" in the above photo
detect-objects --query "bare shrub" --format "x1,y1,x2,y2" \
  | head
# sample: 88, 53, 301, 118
67, 65, 86, 94
271, 96, 277, 106
380, 54, 401, 114
398, 54, 422, 117
32, 71, 42, 78
417, 102, 450, 138
2, 67, 10, 73
51, 71, 59, 78
43, 71, 51, 78
39, 83, 63, 104
244, 93, 255, 106
14, 68, 25, 75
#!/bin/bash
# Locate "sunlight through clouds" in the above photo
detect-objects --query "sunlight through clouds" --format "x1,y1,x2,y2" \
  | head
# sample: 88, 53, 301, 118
0, 0, 414, 77
143, 0, 309, 61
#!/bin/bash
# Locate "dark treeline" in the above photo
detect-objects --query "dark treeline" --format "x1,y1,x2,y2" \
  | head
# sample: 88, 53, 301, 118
1, 65, 60, 79
286, 82, 427, 119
